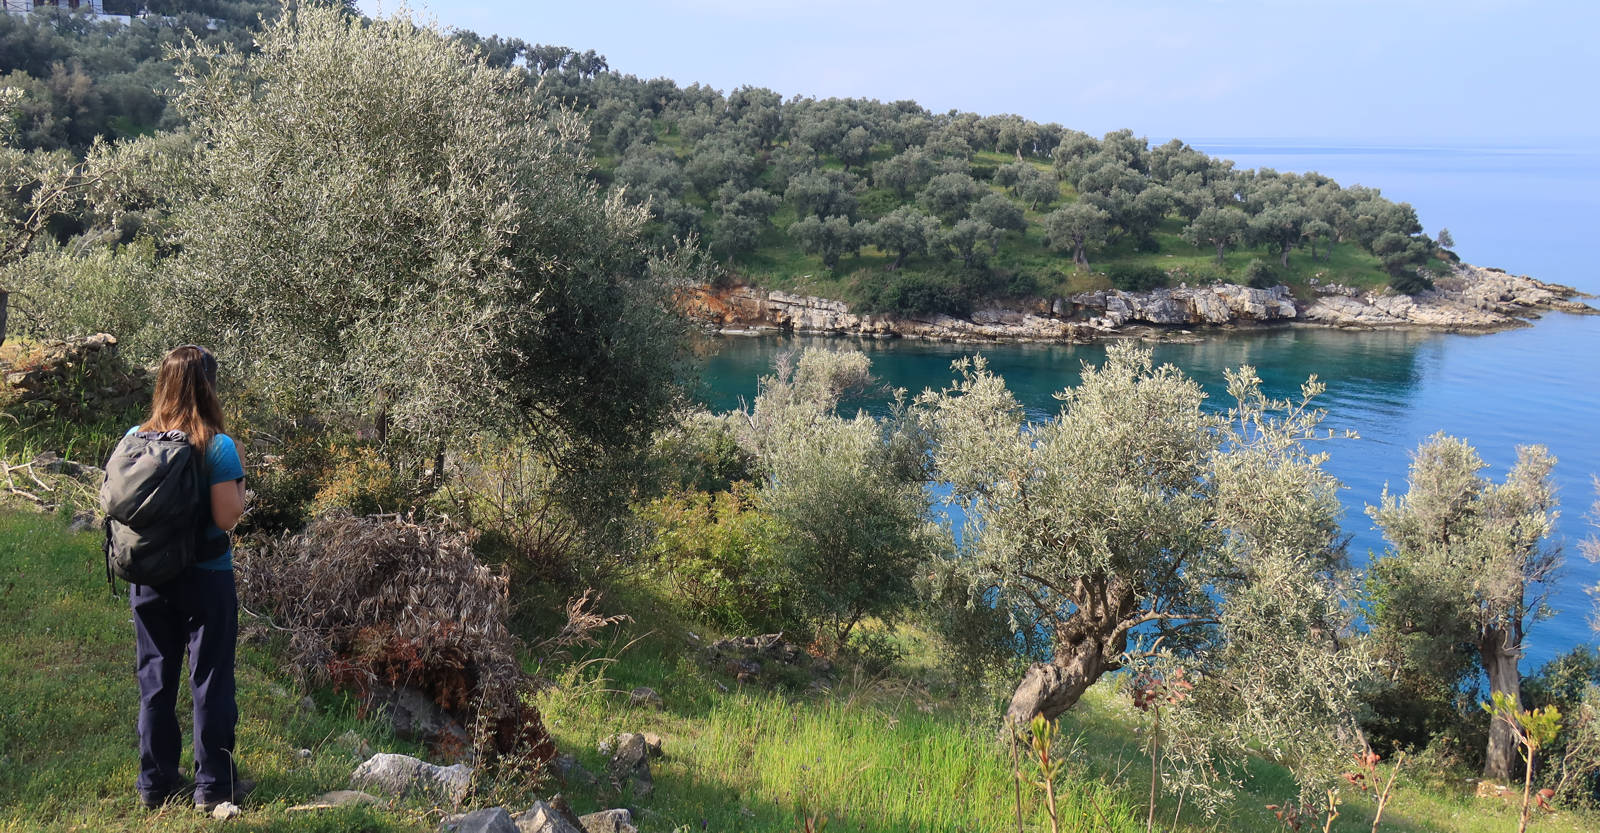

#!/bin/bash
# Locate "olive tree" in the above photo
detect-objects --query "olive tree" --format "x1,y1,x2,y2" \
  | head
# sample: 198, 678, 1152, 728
161, 6, 686, 460
868, 205, 938, 269
1042, 202, 1109, 266
742, 349, 937, 648
1182, 206, 1248, 266
1367, 435, 1559, 782
920, 344, 1369, 801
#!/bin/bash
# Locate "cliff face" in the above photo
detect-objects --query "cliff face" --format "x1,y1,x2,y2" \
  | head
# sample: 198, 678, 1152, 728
680, 265, 1595, 343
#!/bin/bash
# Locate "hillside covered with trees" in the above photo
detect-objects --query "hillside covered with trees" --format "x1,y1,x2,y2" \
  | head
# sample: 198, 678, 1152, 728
507, 43, 1455, 314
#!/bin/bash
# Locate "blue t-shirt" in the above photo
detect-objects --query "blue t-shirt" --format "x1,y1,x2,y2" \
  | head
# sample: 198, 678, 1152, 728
125, 427, 245, 571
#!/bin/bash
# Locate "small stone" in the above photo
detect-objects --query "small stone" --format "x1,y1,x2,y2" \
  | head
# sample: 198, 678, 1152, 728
640, 732, 665, 757
606, 733, 654, 798
512, 799, 584, 833
578, 808, 637, 833
298, 748, 313, 759
627, 686, 662, 708
68, 511, 97, 534
210, 801, 242, 819
300, 696, 318, 715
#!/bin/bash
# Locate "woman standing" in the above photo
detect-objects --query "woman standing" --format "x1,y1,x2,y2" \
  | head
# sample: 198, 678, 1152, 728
125, 345, 251, 811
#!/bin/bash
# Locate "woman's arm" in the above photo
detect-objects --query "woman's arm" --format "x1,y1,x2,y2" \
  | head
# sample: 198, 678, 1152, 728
211, 478, 246, 531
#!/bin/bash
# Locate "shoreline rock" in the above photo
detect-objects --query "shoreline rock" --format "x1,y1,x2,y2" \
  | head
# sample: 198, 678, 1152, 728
678, 265, 1595, 344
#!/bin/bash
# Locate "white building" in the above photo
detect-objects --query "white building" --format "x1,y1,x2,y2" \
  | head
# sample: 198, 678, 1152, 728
2, 2, 111, 15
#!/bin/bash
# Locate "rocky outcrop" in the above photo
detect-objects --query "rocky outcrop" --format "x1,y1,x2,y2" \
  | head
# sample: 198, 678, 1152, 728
1067, 284, 1298, 329
680, 264, 1593, 343
1303, 265, 1597, 330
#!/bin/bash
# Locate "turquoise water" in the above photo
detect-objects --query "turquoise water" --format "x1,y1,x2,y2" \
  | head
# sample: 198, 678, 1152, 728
691, 142, 1600, 672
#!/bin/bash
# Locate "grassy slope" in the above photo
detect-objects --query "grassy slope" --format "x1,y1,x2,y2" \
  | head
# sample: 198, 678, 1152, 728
2, 511, 1593, 833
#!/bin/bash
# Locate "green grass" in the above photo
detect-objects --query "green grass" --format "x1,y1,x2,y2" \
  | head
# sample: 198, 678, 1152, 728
4, 510, 1594, 832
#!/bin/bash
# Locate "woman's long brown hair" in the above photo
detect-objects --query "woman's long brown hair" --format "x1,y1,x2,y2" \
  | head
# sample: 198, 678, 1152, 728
141, 345, 225, 451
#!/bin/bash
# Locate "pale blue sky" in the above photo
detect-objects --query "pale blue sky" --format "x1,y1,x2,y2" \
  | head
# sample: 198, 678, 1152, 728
359, 1, 1596, 143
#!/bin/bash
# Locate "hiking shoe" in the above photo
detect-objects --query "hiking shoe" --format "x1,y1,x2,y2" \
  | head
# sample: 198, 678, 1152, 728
138, 779, 193, 810
194, 778, 254, 812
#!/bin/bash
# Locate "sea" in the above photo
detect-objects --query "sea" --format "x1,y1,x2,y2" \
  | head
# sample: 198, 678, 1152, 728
692, 140, 1600, 672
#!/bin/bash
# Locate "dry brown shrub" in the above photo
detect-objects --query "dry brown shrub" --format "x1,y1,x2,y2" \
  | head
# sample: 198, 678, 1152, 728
237, 512, 553, 765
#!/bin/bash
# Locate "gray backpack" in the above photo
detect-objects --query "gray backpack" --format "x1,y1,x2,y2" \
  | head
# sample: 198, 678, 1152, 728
100, 430, 228, 588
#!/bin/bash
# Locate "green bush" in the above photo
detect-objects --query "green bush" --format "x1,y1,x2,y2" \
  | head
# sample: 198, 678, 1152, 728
1389, 268, 1435, 295
1104, 264, 1168, 292
849, 269, 972, 318
1243, 258, 1278, 289
309, 446, 417, 518
641, 484, 797, 633
650, 411, 757, 494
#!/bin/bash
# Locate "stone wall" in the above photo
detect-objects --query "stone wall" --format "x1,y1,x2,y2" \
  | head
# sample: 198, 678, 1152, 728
1, 333, 150, 420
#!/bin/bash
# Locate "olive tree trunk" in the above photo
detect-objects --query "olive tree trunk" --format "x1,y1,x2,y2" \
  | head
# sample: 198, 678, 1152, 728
1004, 578, 1136, 727
1481, 623, 1524, 782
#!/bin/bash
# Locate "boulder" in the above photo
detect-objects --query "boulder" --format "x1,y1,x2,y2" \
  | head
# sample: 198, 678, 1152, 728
350, 752, 472, 805
512, 800, 584, 833
606, 733, 654, 798
453, 807, 519, 833
578, 808, 637, 833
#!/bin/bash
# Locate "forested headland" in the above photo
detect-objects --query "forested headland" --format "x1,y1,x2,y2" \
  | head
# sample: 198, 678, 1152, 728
2, 5, 1599, 833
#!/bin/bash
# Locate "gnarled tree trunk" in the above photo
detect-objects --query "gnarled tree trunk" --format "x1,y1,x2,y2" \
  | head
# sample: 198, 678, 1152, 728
1004, 576, 1137, 727
1481, 622, 1524, 782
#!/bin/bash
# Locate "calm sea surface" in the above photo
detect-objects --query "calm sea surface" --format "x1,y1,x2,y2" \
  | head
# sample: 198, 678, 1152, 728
693, 141, 1600, 671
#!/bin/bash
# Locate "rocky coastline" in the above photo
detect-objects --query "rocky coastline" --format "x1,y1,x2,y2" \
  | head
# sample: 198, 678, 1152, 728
678, 264, 1596, 344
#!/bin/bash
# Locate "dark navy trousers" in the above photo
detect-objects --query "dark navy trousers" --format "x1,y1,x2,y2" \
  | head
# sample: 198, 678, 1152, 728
130, 567, 239, 800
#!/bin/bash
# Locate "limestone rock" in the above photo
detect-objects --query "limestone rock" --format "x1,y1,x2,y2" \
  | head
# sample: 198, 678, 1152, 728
679, 263, 1591, 344
210, 801, 242, 820
579, 808, 637, 833
606, 733, 654, 798
350, 752, 472, 805
512, 800, 584, 833
453, 807, 519, 833
68, 511, 98, 533
1303, 265, 1596, 330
